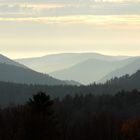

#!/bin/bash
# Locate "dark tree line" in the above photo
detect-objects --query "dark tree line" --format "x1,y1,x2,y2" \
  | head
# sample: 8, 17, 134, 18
0, 90, 140, 139
0, 92, 60, 140
0, 70, 140, 107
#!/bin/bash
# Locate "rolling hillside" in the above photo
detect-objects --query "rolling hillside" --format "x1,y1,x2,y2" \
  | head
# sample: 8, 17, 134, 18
0, 70, 140, 106
0, 54, 26, 68
100, 57, 140, 83
50, 57, 137, 84
0, 62, 80, 86
16, 53, 129, 73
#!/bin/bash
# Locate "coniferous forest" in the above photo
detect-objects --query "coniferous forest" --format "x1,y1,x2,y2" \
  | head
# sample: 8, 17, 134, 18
0, 90, 140, 140
0, 70, 139, 140
0, 0, 140, 139
0, 70, 140, 107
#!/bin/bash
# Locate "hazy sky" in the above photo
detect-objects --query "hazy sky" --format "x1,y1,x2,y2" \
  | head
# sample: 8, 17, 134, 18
0, 0, 140, 58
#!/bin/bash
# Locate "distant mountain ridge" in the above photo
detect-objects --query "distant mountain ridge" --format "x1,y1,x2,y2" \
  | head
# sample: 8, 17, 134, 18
0, 54, 80, 86
0, 54, 26, 68
16, 53, 133, 84
16, 53, 130, 73
0, 62, 79, 85
100, 57, 140, 83
50, 57, 138, 84
0, 70, 140, 107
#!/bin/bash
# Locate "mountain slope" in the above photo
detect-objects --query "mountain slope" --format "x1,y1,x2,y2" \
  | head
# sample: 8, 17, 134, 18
16, 53, 129, 73
0, 70, 140, 107
0, 62, 80, 85
0, 54, 26, 68
100, 57, 140, 83
50, 57, 136, 84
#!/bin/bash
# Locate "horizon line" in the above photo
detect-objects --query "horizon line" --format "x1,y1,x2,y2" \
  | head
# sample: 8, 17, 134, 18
1, 51, 138, 60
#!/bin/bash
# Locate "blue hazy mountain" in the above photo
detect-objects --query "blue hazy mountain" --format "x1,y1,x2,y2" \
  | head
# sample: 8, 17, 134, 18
16, 53, 132, 84
16, 53, 129, 73
100, 57, 140, 83
0, 55, 81, 85
0, 54, 26, 68
50, 57, 137, 84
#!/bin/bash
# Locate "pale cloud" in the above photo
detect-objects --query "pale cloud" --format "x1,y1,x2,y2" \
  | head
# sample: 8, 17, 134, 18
0, 3, 67, 13
19, 3, 66, 11
0, 0, 139, 17
0, 0, 139, 58
0, 15, 139, 27
94, 0, 140, 3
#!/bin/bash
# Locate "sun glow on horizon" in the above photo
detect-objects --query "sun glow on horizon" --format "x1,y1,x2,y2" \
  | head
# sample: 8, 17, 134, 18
0, 0, 139, 58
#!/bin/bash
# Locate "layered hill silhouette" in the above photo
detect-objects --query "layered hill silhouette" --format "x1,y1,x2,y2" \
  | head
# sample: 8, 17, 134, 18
0, 70, 140, 106
100, 57, 140, 82
2, 53, 140, 85
16, 53, 129, 73
0, 54, 26, 68
0, 55, 80, 86
50, 57, 138, 84
16, 53, 132, 84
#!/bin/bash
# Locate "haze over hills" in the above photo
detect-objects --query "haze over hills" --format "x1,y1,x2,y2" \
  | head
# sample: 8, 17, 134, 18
0, 0, 140, 138
1, 52, 140, 85
0, 55, 80, 86
50, 59, 118, 84
16, 53, 129, 73
0, 62, 81, 85
0, 54, 140, 106
0, 54, 26, 68
50, 57, 138, 84
0, 70, 140, 107
15, 52, 135, 84
100, 57, 140, 83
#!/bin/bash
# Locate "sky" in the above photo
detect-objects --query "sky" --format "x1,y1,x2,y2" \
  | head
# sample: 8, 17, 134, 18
0, 0, 140, 58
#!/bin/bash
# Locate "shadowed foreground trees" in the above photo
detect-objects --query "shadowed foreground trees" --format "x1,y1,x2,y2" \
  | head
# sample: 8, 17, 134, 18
0, 91, 140, 140
24, 92, 59, 140
0, 70, 140, 107
0, 92, 60, 140
121, 118, 140, 140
